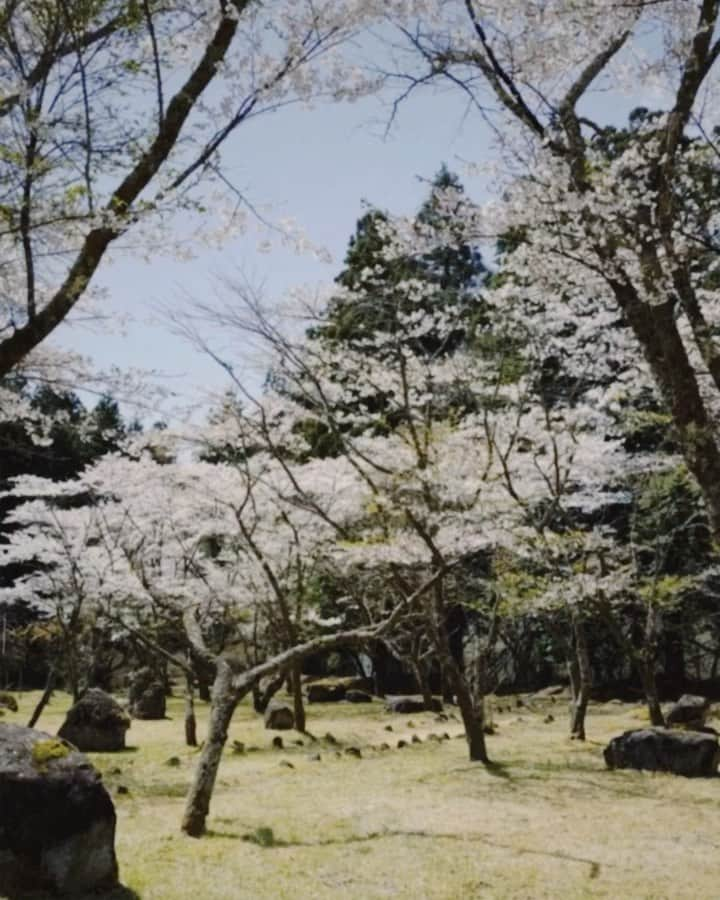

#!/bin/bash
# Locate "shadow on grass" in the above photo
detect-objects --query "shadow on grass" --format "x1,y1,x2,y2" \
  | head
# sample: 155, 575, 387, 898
208, 824, 605, 879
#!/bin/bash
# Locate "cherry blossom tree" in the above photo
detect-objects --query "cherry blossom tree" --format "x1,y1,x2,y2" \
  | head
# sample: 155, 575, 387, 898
0, 0, 387, 377
383, 0, 720, 537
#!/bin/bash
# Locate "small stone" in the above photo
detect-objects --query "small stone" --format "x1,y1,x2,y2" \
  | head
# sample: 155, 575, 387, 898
272, 736, 283, 749
411, 734, 422, 744
384, 725, 393, 732
279, 760, 294, 769
397, 740, 407, 749
544, 714, 555, 724
434, 713, 448, 722
232, 740, 245, 754
108, 767, 122, 776
293, 739, 304, 746
165, 756, 181, 767
407, 720, 415, 728
484, 724, 496, 735
427, 733, 441, 742
379, 743, 390, 751
345, 747, 362, 758
116, 785, 129, 795
324, 732, 338, 745
441, 733, 450, 741
264, 702, 294, 731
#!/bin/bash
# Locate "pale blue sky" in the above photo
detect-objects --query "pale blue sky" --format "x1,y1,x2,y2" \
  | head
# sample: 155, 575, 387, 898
55, 74, 640, 425
55, 83, 499, 423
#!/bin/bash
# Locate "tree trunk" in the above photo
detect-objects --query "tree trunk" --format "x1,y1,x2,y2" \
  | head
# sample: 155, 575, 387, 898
615, 289, 720, 539
412, 661, 435, 711
182, 660, 241, 837
291, 662, 306, 733
568, 611, 591, 741
639, 660, 665, 726
452, 662, 489, 762
184, 673, 197, 747
27, 667, 55, 729
663, 610, 686, 693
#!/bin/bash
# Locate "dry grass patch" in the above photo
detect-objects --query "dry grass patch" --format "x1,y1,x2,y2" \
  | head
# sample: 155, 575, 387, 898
2, 691, 719, 899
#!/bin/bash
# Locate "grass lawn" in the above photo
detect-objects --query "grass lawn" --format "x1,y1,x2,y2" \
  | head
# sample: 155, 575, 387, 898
2, 690, 719, 899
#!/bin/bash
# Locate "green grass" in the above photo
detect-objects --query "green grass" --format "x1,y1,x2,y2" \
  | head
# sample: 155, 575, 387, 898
2, 690, 719, 899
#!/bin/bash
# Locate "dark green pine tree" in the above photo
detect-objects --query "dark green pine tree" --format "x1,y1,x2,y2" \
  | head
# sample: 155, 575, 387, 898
271, 167, 488, 460
315, 165, 487, 357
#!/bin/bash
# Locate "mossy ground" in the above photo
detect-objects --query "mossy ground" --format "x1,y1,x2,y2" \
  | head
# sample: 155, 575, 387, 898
2, 691, 720, 899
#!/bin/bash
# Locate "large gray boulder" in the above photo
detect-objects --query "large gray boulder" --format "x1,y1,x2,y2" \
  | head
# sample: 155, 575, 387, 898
307, 682, 346, 703
666, 694, 711, 729
0, 724, 118, 895
264, 702, 294, 730
58, 688, 130, 752
385, 695, 443, 714
128, 667, 166, 720
604, 727, 720, 777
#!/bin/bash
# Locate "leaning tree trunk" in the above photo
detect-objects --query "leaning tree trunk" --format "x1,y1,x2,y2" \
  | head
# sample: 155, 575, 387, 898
27, 666, 55, 729
291, 662, 306, 733
182, 660, 242, 837
184, 672, 198, 747
616, 289, 720, 540
568, 610, 592, 741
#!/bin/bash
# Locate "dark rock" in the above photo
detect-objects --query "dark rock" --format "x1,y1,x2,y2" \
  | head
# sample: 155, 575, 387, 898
345, 689, 373, 703
293, 739, 304, 746
271, 736, 283, 749
232, 741, 245, 754
385, 696, 442, 714
264, 702, 294, 731
0, 724, 118, 895
434, 713, 449, 722
411, 734, 422, 744
323, 732, 338, 745
128, 667, 166, 720
344, 747, 362, 758
384, 725, 393, 732
0, 693, 18, 713
666, 694, 711, 729
379, 743, 390, 751
604, 727, 720, 777
165, 756, 181, 767
307, 682, 346, 703
116, 785, 129, 795
397, 740, 407, 749
544, 714, 555, 724
58, 689, 130, 752
427, 733, 441, 742
279, 760, 294, 769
